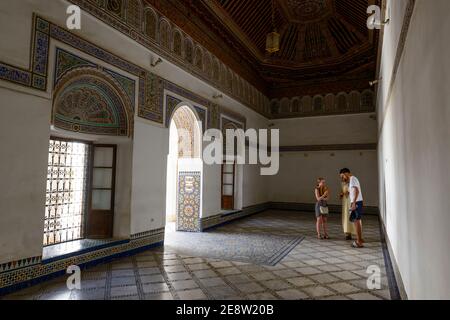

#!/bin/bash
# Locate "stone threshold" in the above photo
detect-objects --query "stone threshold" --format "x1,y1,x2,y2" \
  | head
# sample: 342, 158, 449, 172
42, 238, 130, 264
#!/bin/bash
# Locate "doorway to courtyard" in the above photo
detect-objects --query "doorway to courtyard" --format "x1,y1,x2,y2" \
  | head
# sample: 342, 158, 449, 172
165, 104, 203, 234
43, 137, 118, 259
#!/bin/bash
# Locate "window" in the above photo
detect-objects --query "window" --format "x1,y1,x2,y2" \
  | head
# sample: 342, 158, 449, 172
44, 139, 90, 246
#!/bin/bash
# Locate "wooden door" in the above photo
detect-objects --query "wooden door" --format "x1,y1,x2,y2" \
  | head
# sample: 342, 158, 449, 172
221, 161, 235, 210
86, 145, 116, 239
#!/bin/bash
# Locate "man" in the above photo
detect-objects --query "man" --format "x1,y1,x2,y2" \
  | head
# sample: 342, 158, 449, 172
340, 168, 364, 248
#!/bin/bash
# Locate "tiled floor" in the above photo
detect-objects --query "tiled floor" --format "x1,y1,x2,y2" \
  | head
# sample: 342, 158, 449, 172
164, 220, 304, 266
2, 210, 392, 300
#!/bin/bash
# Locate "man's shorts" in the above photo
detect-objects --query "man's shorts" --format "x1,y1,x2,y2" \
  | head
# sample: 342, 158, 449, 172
350, 201, 364, 221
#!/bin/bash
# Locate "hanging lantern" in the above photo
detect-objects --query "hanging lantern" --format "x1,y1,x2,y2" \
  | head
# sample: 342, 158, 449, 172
266, 31, 280, 53
266, 0, 280, 53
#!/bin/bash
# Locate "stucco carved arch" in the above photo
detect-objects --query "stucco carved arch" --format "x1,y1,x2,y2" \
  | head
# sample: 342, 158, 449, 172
169, 103, 202, 159
143, 7, 157, 40
53, 67, 134, 137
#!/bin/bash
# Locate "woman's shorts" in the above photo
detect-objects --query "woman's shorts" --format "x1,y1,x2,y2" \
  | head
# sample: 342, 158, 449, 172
315, 201, 328, 218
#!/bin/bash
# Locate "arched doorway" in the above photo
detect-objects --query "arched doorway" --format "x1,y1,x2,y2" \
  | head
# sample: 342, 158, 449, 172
166, 104, 203, 232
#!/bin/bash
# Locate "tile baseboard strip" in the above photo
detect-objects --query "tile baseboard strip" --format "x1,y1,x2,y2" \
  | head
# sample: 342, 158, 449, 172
280, 143, 377, 152
269, 202, 380, 215
0, 256, 42, 274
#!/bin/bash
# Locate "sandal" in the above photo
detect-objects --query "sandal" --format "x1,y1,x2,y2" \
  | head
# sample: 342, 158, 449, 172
351, 241, 364, 248
317, 234, 324, 240
323, 235, 330, 240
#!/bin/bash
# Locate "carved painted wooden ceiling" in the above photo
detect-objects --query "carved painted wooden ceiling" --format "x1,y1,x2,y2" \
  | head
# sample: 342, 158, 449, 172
148, 0, 379, 99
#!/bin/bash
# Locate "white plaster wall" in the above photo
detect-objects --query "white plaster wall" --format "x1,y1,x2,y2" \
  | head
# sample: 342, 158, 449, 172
234, 164, 244, 210
243, 163, 270, 207
165, 122, 178, 222
272, 113, 378, 146
130, 121, 168, 234
202, 163, 223, 216
0, 87, 51, 263
269, 114, 379, 206
377, 0, 410, 117
377, 0, 450, 299
269, 151, 379, 206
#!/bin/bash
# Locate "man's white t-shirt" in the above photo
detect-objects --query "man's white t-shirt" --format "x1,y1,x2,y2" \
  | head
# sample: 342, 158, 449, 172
349, 176, 364, 203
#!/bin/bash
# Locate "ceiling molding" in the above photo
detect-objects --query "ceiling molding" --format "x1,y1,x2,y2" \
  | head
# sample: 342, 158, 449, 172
189, 0, 379, 96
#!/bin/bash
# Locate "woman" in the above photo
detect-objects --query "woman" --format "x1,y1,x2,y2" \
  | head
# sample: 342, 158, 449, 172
340, 175, 355, 240
314, 178, 330, 240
